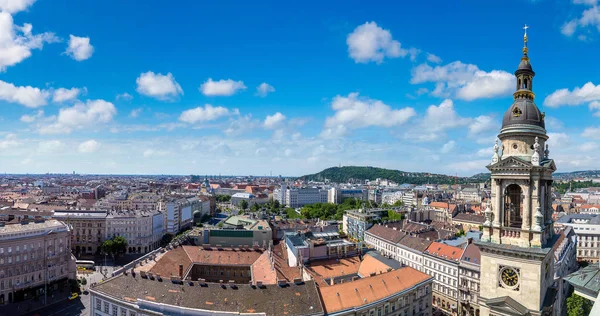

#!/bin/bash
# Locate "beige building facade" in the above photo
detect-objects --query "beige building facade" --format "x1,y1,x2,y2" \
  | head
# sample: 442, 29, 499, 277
53, 210, 107, 256
0, 219, 76, 305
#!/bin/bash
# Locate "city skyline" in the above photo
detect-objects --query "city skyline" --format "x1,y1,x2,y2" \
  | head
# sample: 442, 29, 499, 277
2, 0, 600, 176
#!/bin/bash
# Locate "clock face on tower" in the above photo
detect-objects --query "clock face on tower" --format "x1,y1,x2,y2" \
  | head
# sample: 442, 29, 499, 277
499, 266, 520, 290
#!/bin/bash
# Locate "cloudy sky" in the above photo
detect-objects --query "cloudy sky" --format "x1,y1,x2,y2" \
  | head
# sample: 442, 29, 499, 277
1, 0, 600, 176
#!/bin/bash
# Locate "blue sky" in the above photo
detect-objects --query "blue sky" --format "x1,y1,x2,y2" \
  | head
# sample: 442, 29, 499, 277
1, 0, 600, 176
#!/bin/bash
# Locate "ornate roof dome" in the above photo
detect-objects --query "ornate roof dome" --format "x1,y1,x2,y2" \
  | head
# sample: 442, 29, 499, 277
499, 25, 546, 135
502, 99, 545, 129
517, 58, 533, 72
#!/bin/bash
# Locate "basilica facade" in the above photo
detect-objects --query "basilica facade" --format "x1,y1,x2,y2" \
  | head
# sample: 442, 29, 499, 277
476, 28, 559, 316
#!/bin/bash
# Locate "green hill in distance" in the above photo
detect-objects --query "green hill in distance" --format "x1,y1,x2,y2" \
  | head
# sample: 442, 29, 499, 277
297, 166, 485, 185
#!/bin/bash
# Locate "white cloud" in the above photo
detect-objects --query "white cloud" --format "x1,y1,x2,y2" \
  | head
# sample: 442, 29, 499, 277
224, 114, 260, 136
476, 147, 493, 157
200, 78, 246, 96
284, 148, 292, 157
0, 79, 48, 107
441, 140, 456, 153
143, 149, 169, 158
256, 82, 275, 97
40, 99, 117, 134
65, 35, 94, 61
544, 82, 600, 107
264, 112, 286, 129
0, 0, 36, 13
411, 61, 514, 101
560, 2, 600, 38
426, 53, 442, 64
37, 140, 64, 153
590, 101, 600, 116
579, 142, 598, 151
179, 104, 230, 124
0, 133, 19, 149
346, 21, 415, 64
116, 92, 133, 101
423, 99, 471, 132
129, 108, 142, 118
53, 87, 83, 103
20, 109, 43, 123
469, 115, 499, 136
561, 20, 578, 36
78, 139, 101, 153
136, 71, 183, 100
0, 11, 59, 71
545, 116, 564, 130
582, 126, 600, 140
321, 92, 416, 138
547, 132, 570, 148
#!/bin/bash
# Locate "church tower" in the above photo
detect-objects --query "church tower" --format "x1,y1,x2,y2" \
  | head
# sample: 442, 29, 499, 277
478, 26, 558, 316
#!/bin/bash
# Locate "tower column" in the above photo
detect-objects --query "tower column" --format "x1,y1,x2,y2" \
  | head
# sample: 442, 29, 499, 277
521, 185, 531, 247
493, 179, 502, 227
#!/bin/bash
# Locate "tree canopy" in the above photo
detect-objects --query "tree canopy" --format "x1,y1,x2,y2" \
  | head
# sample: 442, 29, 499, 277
101, 236, 128, 256
567, 293, 592, 316
300, 198, 363, 220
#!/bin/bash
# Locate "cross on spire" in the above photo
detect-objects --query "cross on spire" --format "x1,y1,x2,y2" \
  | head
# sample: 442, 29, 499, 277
523, 24, 529, 36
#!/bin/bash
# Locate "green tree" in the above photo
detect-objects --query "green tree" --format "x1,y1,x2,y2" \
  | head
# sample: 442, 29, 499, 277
251, 203, 260, 211
567, 293, 592, 316
100, 239, 113, 255
112, 236, 128, 254
161, 234, 173, 245
240, 200, 249, 210
101, 236, 128, 257
383, 210, 403, 221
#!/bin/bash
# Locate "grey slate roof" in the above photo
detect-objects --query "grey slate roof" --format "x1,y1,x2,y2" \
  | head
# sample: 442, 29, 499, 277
91, 274, 324, 316
398, 235, 432, 253
565, 264, 600, 298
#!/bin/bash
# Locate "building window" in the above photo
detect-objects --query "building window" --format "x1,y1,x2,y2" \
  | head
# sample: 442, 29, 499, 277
112, 305, 118, 316
121, 308, 127, 316
96, 299, 102, 310
104, 302, 109, 313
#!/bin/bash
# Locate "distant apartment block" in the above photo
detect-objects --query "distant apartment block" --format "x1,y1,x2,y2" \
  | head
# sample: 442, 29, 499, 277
0, 219, 76, 305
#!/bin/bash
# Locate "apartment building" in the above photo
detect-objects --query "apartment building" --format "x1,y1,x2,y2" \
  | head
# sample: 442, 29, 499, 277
319, 267, 433, 316
0, 219, 76, 305
160, 197, 210, 234
552, 226, 578, 316
342, 210, 377, 242
555, 214, 600, 262
458, 243, 481, 316
276, 185, 328, 208
106, 210, 162, 254
53, 210, 107, 256
364, 224, 432, 273
423, 242, 464, 315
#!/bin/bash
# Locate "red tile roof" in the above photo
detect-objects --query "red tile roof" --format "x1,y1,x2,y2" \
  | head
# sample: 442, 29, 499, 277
424, 242, 464, 262
319, 267, 432, 314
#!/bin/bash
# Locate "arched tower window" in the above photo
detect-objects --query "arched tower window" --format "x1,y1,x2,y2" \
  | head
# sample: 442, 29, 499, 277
524, 78, 528, 89
504, 184, 523, 228
517, 79, 521, 90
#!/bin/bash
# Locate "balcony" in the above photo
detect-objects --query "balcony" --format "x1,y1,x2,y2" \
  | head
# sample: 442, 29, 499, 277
501, 227, 521, 239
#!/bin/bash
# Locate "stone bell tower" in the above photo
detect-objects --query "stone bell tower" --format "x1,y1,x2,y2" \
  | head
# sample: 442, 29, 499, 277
478, 25, 558, 316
